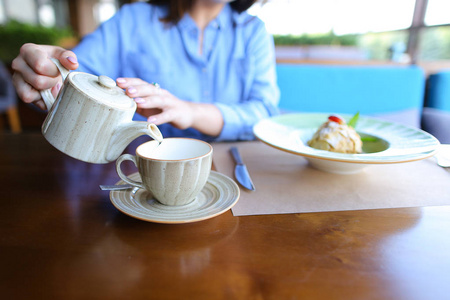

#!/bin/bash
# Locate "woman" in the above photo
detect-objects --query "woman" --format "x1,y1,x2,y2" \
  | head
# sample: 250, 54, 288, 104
12, 0, 279, 141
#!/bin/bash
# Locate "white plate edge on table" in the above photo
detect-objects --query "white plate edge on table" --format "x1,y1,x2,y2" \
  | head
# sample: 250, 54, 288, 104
253, 113, 440, 174
435, 144, 450, 167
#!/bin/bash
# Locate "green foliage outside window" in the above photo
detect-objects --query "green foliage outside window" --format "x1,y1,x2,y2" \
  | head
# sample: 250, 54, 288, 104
0, 20, 75, 64
273, 32, 359, 46
2, 20, 449, 63
358, 30, 408, 60
273, 27, 450, 61
418, 26, 450, 60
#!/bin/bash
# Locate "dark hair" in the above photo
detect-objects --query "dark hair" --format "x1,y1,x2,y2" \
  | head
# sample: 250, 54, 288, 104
147, 0, 259, 23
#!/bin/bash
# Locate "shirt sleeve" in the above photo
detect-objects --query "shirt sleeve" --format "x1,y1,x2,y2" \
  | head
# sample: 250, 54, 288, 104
72, 5, 132, 78
215, 18, 280, 141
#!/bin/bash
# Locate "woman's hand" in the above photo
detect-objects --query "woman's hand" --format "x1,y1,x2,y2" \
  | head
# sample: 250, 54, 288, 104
117, 77, 224, 137
11, 43, 79, 110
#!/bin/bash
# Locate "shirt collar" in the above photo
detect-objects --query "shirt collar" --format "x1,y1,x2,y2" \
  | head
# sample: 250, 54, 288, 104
177, 4, 241, 31
215, 4, 231, 30
177, 10, 196, 31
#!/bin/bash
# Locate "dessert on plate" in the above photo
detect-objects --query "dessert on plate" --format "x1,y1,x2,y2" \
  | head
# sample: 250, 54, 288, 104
307, 115, 362, 154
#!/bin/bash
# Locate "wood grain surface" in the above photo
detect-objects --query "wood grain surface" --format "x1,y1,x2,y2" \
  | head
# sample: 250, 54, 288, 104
1, 133, 449, 300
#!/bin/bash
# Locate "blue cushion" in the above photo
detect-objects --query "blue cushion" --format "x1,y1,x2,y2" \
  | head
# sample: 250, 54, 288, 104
423, 71, 450, 143
0, 60, 17, 111
276, 64, 425, 127
426, 71, 450, 111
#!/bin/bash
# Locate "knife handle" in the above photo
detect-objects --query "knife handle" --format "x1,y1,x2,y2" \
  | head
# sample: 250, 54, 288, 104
230, 147, 244, 165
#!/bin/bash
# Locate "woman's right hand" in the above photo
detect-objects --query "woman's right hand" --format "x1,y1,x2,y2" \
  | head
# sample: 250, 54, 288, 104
11, 43, 79, 110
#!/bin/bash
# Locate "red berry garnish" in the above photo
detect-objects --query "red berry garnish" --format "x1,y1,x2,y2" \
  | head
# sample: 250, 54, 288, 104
328, 115, 345, 125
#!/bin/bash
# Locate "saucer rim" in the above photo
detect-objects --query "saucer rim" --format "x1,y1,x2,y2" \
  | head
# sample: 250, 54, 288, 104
109, 171, 240, 224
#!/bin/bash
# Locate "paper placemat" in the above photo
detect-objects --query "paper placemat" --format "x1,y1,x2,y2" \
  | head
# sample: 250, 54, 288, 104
212, 141, 450, 216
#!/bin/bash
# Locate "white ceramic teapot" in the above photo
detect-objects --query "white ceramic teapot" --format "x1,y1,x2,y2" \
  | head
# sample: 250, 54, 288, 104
40, 58, 162, 164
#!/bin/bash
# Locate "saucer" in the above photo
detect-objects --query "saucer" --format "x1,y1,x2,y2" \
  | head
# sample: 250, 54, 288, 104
109, 171, 240, 224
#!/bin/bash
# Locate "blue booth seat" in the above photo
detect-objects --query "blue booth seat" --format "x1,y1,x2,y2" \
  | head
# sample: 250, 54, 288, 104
422, 71, 450, 143
276, 64, 426, 128
0, 60, 21, 133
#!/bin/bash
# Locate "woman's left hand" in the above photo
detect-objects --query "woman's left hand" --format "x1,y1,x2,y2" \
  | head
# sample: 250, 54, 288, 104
116, 77, 223, 136
117, 77, 194, 130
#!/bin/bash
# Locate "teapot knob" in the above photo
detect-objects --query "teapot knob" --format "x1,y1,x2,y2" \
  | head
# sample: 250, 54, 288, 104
98, 75, 116, 89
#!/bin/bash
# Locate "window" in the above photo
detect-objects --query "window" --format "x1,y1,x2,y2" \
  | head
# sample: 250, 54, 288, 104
250, 0, 450, 62
0, 0, 5, 24
250, 0, 416, 35
38, 0, 56, 27
94, 0, 117, 24
425, 0, 450, 26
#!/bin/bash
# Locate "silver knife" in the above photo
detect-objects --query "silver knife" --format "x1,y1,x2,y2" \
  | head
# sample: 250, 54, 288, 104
230, 147, 255, 191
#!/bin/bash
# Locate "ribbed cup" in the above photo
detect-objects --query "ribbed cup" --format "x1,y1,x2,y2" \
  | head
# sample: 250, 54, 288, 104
116, 138, 213, 206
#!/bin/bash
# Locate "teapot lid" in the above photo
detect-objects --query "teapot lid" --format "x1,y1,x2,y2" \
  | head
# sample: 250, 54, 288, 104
71, 73, 135, 110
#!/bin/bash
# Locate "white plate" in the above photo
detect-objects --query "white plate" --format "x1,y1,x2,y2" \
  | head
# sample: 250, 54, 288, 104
434, 144, 450, 167
110, 171, 240, 224
253, 113, 440, 174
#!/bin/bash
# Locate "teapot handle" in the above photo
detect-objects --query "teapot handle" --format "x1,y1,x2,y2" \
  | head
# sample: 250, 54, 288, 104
39, 58, 71, 111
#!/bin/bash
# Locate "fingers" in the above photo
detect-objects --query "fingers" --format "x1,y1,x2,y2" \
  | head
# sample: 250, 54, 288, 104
51, 48, 79, 71
114, 78, 188, 127
34, 100, 47, 111
116, 78, 162, 99
139, 96, 193, 130
12, 71, 42, 104
136, 108, 165, 125
135, 95, 166, 109
12, 55, 59, 91
116, 77, 147, 88
147, 110, 176, 126
11, 43, 77, 105
19, 44, 78, 77
12, 71, 61, 108
12, 59, 63, 103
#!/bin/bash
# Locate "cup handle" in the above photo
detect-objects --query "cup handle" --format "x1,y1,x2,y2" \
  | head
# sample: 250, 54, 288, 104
40, 58, 71, 111
115, 154, 145, 189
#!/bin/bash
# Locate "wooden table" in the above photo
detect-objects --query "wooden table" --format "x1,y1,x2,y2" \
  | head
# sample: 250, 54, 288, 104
1, 132, 450, 300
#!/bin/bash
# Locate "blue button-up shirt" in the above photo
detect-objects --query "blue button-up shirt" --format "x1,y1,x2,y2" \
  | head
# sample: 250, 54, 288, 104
73, 3, 279, 141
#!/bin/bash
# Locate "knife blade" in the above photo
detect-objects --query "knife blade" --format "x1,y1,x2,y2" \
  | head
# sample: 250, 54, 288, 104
230, 146, 255, 191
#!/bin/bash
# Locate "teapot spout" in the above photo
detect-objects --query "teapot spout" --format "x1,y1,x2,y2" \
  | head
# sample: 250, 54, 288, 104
146, 123, 164, 143
106, 122, 163, 162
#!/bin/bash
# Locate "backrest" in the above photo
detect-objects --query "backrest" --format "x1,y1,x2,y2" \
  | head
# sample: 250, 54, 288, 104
0, 60, 17, 111
422, 70, 450, 143
276, 64, 426, 128
426, 71, 450, 111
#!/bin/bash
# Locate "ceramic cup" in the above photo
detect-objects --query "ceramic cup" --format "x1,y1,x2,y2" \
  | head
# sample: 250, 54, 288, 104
116, 138, 213, 206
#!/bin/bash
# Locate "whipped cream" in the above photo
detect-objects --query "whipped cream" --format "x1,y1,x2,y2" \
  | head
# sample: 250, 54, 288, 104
308, 120, 362, 154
